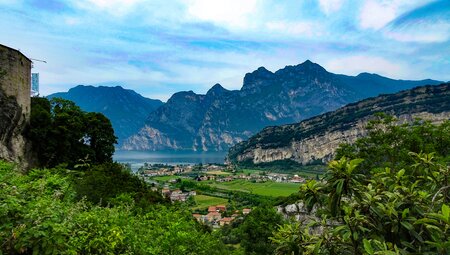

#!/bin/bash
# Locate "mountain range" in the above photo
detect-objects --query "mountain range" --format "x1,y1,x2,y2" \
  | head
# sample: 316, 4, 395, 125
122, 60, 441, 151
227, 83, 450, 166
48, 85, 163, 144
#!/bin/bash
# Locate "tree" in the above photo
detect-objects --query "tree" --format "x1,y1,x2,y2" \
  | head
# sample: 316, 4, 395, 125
28, 97, 117, 168
239, 206, 285, 254
85, 112, 116, 163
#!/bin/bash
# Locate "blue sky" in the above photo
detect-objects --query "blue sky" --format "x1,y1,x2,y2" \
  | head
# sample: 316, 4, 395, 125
0, 0, 449, 101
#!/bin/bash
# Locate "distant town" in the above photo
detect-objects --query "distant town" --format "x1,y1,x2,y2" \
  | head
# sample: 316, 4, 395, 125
134, 162, 312, 228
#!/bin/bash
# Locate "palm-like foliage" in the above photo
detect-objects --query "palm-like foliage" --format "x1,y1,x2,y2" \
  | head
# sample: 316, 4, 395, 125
300, 180, 325, 213
326, 157, 364, 216
273, 120, 450, 254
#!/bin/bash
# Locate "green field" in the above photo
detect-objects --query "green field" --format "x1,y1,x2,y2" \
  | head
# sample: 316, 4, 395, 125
207, 180, 300, 197
238, 169, 263, 175
192, 195, 228, 210
207, 170, 232, 176
151, 175, 178, 181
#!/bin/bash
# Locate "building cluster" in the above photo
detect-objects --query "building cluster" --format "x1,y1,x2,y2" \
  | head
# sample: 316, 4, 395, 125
161, 187, 197, 202
200, 173, 306, 183
192, 205, 252, 228
140, 164, 193, 177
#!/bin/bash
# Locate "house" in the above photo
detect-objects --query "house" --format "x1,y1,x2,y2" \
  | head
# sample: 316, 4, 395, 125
208, 206, 217, 213
223, 176, 234, 182
161, 188, 171, 197
206, 212, 222, 223
219, 217, 233, 226
290, 175, 305, 183
216, 205, 227, 212
188, 190, 197, 196
242, 208, 252, 215
172, 189, 182, 194
170, 193, 188, 202
192, 214, 202, 223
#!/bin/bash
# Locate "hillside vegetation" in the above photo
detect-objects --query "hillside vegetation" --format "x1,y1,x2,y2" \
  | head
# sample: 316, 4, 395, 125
270, 118, 450, 254
0, 161, 227, 254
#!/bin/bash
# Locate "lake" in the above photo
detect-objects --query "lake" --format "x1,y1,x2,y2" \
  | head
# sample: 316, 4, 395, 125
113, 150, 227, 171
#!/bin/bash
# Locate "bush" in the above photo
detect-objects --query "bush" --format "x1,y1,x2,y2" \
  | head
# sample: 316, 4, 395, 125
0, 161, 228, 254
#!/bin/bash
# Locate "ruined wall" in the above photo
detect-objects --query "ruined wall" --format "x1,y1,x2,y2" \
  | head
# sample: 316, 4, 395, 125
0, 44, 32, 167
0, 44, 31, 118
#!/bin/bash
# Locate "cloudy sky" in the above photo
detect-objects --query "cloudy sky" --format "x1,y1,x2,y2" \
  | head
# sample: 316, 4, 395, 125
0, 0, 449, 101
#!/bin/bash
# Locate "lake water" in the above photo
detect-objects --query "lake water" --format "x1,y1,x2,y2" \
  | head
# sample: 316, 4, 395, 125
113, 150, 227, 171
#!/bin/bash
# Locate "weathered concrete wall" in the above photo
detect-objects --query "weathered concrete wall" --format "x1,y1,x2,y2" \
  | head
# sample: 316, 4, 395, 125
0, 44, 31, 119
0, 44, 32, 167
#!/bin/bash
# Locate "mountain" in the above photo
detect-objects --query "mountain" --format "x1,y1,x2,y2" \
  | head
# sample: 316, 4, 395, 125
48, 85, 163, 144
227, 83, 450, 166
122, 60, 441, 151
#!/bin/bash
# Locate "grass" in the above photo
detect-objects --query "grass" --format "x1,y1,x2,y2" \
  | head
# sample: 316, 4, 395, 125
237, 169, 263, 175
207, 171, 232, 176
237, 165, 326, 178
207, 180, 300, 197
151, 175, 178, 181
192, 195, 228, 210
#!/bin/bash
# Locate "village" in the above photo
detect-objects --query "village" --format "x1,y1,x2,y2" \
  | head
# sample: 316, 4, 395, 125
138, 163, 307, 184
192, 206, 252, 228
154, 183, 253, 228
137, 162, 310, 228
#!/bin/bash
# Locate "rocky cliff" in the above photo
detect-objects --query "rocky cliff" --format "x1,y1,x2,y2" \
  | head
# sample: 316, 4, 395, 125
228, 83, 450, 165
123, 60, 441, 151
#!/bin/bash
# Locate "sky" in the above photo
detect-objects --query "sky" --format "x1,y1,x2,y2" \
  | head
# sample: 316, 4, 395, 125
0, 0, 449, 101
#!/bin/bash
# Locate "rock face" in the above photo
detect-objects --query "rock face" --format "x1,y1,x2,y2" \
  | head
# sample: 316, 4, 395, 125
48, 85, 163, 145
0, 44, 33, 167
228, 83, 450, 165
123, 60, 441, 151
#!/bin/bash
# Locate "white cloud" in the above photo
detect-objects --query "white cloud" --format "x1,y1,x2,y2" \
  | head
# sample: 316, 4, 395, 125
324, 55, 406, 78
185, 0, 258, 29
359, 0, 397, 29
73, 0, 145, 16
358, 0, 426, 30
386, 21, 450, 43
266, 21, 316, 37
318, 0, 344, 15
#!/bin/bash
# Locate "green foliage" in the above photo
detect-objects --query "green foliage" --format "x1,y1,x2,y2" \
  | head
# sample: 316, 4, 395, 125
28, 97, 117, 168
73, 162, 166, 208
335, 116, 450, 172
0, 161, 228, 254
239, 206, 285, 255
272, 120, 450, 254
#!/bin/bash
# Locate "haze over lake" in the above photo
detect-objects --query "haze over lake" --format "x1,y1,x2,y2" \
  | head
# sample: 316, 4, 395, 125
113, 150, 227, 171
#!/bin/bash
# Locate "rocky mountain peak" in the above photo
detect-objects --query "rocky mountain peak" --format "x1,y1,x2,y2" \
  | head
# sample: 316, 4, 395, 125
167, 90, 200, 103
242, 66, 275, 90
122, 61, 441, 152
275, 60, 328, 77
206, 83, 228, 96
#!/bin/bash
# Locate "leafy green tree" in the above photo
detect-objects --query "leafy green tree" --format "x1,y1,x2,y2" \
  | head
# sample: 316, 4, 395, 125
239, 206, 285, 254
85, 112, 116, 163
73, 162, 166, 208
28, 97, 117, 167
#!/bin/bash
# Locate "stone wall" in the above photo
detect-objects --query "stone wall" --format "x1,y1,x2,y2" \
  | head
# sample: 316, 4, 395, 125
0, 44, 31, 119
0, 44, 32, 167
